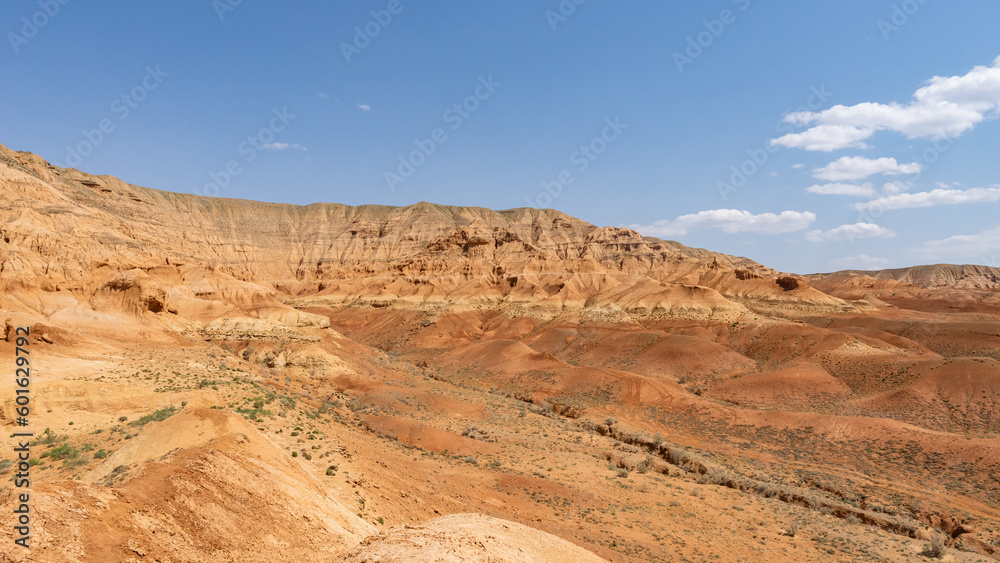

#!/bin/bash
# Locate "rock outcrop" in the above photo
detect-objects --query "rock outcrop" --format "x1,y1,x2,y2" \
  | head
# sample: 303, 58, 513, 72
0, 142, 857, 329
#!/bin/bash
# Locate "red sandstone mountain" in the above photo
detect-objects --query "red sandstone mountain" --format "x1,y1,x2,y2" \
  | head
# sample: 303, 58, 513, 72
2, 143, 999, 561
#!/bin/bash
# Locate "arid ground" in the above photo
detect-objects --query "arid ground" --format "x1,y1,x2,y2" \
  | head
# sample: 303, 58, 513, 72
2, 142, 999, 562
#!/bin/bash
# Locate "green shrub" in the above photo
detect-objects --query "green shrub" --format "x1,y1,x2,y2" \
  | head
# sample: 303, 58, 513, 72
41, 444, 80, 461
923, 542, 947, 558
38, 428, 66, 445
129, 406, 178, 427
63, 456, 89, 468
636, 456, 654, 474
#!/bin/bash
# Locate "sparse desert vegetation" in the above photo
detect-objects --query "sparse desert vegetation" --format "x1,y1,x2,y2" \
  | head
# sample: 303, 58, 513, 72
1, 145, 1000, 561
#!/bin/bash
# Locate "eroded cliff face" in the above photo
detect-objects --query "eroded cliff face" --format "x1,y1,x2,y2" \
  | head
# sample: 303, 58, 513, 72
813, 264, 1000, 290
0, 142, 854, 327
3, 143, 1000, 562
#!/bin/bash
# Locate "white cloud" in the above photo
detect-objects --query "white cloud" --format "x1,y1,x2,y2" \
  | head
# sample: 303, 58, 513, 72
855, 187, 1000, 211
791, 164, 805, 169
772, 56, 1000, 151
358, 104, 371, 111
806, 182, 875, 197
262, 142, 307, 151
632, 209, 815, 237
806, 222, 895, 242
827, 254, 891, 270
771, 124, 873, 151
317, 93, 329, 100
812, 156, 921, 181
912, 225, 1000, 260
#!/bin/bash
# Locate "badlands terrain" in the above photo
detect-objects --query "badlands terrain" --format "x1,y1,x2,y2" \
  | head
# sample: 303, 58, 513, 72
1, 141, 999, 562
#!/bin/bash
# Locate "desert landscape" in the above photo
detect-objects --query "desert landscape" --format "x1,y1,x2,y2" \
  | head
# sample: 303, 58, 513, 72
1, 142, 999, 561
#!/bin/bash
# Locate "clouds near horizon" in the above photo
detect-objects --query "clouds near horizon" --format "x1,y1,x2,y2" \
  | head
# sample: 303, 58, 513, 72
913, 225, 1000, 261
806, 223, 895, 242
632, 209, 815, 237
806, 182, 876, 197
855, 187, 1000, 211
812, 156, 921, 181
772, 56, 1000, 151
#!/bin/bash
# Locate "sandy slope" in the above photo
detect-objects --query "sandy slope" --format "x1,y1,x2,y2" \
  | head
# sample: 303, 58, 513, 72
2, 143, 1000, 561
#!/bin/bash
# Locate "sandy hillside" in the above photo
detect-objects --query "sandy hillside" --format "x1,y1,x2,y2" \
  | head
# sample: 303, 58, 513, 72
2, 143, 999, 561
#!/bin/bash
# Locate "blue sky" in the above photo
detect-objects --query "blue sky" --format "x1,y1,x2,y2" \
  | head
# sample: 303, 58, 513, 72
2, 0, 999, 274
